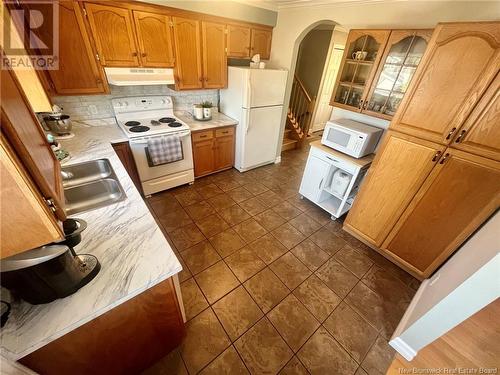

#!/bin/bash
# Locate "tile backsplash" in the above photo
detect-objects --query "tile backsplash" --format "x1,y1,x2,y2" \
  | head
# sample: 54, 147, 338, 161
52, 85, 219, 121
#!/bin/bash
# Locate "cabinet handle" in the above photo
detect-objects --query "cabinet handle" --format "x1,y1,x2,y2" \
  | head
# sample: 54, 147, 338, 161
199, 77, 203, 82
96, 77, 102, 84
318, 177, 324, 190
455, 129, 467, 143
431, 151, 442, 162
199, 135, 207, 138
205, 77, 209, 82
439, 153, 450, 164
132, 52, 138, 57
363, 101, 369, 110
445, 127, 457, 140
358, 99, 364, 109
141, 53, 147, 57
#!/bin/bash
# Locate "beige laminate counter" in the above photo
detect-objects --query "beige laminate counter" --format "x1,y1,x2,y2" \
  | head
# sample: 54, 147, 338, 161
175, 110, 238, 132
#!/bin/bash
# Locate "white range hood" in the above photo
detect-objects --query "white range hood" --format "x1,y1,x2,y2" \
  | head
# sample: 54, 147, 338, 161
104, 67, 175, 86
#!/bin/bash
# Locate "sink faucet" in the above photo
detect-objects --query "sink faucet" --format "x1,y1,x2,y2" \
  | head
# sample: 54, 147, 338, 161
61, 170, 74, 180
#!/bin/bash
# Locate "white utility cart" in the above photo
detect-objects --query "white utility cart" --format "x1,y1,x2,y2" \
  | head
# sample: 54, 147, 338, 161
299, 141, 374, 219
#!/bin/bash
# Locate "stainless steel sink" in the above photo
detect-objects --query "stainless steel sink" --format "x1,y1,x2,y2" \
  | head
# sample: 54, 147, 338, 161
62, 159, 113, 188
62, 159, 126, 215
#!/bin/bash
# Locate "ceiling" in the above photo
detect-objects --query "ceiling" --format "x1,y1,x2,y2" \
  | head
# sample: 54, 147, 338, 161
233, 0, 396, 10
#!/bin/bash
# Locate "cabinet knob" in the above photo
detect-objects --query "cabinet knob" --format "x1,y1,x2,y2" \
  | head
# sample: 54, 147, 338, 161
199, 77, 203, 82
445, 127, 457, 140
431, 151, 442, 162
141, 53, 147, 57
455, 129, 467, 143
363, 101, 369, 110
439, 153, 450, 165
358, 99, 364, 110
132, 52, 138, 57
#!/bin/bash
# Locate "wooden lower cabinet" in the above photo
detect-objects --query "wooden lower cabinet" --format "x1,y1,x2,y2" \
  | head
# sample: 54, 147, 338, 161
344, 131, 445, 247
381, 149, 500, 278
19, 277, 185, 375
112, 141, 143, 195
192, 127, 235, 177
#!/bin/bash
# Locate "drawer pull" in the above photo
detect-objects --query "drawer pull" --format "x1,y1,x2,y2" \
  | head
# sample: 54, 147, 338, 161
455, 130, 467, 143
199, 135, 207, 138
431, 151, 441, 162
445, 127, 456, 140
439, 153, 450, 164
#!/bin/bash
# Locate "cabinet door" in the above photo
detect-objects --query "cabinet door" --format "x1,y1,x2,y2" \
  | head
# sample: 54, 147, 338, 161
133, 11, 175, 68
172, 17, 203, 90
227, 24, 251, 58
251, 28, 272, 60
391, 22, 500, 145
202, 21, 227, 89
35, 2, 107, 94
452, 73, 500, 161
363, 30, 432, 120
382, 149, 500, 278
193, 139, 215, 177
85, 3, 139, 67
214, 131, 234, 170
1, 68, 66, 220
299, 155, 330, 203
344, 131, 445, 247
330, 30, 391, 111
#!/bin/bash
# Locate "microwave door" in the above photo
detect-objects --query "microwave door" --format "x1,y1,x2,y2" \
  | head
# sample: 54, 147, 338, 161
327, 127, 352, 149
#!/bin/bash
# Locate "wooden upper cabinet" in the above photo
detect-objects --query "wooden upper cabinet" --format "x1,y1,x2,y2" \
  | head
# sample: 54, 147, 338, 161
227, 24, 251, 58
202, 21, 227, 89
330, 30, 391, 111
172, 17, 203, 90
1, 68, 66, 221
33, 2, 107, 95
85, 3, 139, 67
382, 149, 500, 278
451, 73, 500, 161
391, 22, 500, 145
133, 11, 175, 67
362, 29, 432, 119
251, 28, 272, 60
344, 131, 445, 247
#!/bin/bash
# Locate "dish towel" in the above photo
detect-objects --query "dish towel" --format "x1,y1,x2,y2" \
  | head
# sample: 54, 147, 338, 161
147, 135, 183, 166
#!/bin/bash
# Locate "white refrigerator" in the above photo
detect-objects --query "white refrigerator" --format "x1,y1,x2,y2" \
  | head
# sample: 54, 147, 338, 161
220, 66, 288, 172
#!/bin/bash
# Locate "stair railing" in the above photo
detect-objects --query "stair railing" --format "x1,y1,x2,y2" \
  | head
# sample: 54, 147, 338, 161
288, 74, 316, 141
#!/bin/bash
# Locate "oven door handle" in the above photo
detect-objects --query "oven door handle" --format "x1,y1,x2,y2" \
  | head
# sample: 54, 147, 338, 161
129, 131, 191, 144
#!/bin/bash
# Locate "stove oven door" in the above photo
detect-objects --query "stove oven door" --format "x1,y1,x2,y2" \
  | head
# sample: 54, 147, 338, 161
128, 130, 194, 183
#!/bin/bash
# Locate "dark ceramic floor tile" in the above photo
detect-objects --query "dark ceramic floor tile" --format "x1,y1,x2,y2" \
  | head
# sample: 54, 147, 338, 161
148, 193, 182, 216
361, 265, 415, 305
180, 278, 209, 321
209, 228, 246, 258
273, 201, 303, 220
293, 275, 341, 322
199, 346, 249, 375
361, 336, 395, 375
242, 181, 269, 195
159, 208, 193, 233
175, 189, 204, 207
239, 196, 267, 216
215, 177, 241, 192
181, 240, 221, 275
298, 327, 358, 375
323, 302, 378, 363
247, 233, 288, 265
232, 218, 267, 243
208, 193, 237, 212
219, 205, 251, 226
244, 267, 290, 313
256, 190, 282, 208
142, 348, 188, 375
287, 195, 315, 212
267, 294, 320, 352
304, 205, 332, 226
180, 308, 231, 374
270, 252, 311, 290
254, 209, 287, 231
271, 223, 306, 250
213, 286, 263, 341
196, 183, 225, 199
334, 245, 374, 278
235, 318, 293, 375
195, 261, 239, 304
291, 239, 330, 271
185, 200, 216, 221
316, 259, 359, 298
196, 214, 230, 238
225, 246, 266, 282
177, 256, 192, 283
310, 227, 347, 255
279, 356, 309, 375
169, 223, 206, 251
227, 186, 254, 203
289, 212, 323, 236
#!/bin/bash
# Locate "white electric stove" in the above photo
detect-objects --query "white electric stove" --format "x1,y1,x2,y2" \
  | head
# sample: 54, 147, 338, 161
112, 96, 194, 196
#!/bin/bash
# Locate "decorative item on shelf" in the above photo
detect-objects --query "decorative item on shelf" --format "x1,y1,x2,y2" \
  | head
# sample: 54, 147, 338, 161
352, 51, 368, 60
201, 101, 213, 120
250, 54, 261, 68
193, 104, 204, 120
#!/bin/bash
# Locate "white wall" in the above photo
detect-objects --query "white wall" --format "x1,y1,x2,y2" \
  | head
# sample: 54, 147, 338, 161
269, 1, 500, 158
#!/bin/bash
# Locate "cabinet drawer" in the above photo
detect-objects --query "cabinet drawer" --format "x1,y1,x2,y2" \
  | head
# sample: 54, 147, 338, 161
215, 127, 234, 138
192, 130, 214, 142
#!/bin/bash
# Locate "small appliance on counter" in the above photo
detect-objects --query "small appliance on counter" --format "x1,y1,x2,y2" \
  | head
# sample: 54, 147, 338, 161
40, 105, 74, 139
0, 218, 100, 305
331, 169, 352, 197
321, 119, 383, 158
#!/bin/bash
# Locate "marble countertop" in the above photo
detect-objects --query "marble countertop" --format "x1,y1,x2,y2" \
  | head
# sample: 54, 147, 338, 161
175, 110, 238, 132
0, 119, 182, 360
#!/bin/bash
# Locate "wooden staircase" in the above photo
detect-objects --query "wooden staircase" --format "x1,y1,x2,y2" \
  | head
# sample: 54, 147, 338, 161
281, 74, 315, 152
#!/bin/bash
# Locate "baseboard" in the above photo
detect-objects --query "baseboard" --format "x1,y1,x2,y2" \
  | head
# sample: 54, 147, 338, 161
389, 337, 417, 361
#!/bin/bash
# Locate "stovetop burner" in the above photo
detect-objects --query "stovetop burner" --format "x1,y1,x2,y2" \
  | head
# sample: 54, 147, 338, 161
125, 121, 141, 127
168, 122, 182, 128
159, 117, 176, 123
129, 125, 150, 133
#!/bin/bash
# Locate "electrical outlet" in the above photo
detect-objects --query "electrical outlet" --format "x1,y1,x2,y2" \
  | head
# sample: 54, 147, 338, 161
88, 105, 98, 115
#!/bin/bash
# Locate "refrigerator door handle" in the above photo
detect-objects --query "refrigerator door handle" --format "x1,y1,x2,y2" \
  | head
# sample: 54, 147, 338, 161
245, 109, 251, 134
246, 74, 252, 110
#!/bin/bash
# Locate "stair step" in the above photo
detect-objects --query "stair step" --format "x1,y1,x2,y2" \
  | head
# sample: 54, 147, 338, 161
281, 137, 298, 152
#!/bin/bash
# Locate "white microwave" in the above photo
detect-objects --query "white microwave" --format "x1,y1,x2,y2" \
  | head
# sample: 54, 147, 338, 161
321, 119, 383, 158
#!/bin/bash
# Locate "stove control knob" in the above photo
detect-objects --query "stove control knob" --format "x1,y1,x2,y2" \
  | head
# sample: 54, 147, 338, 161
160, 99, 166, 104
122, 102, 129, 107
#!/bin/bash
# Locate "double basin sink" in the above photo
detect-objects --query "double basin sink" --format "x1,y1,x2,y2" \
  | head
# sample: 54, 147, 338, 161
62, 159, 126, 215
